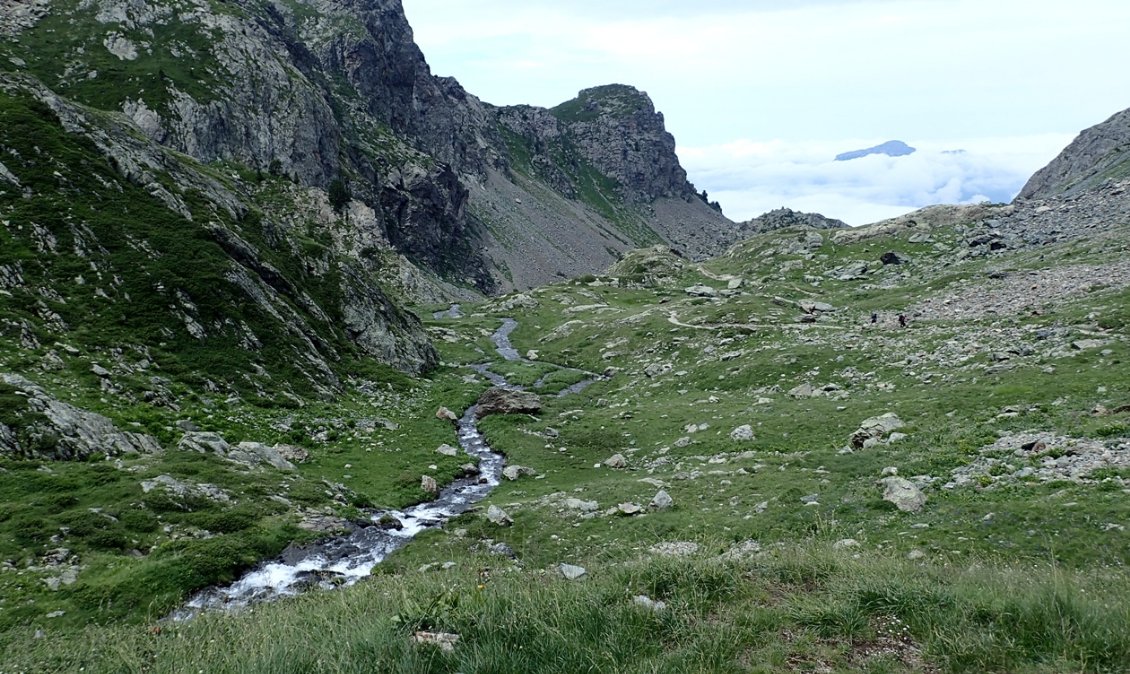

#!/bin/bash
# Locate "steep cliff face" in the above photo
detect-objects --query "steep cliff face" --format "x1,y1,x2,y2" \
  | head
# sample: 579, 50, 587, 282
483, 85, 734, 288
546, 84, 697, 204
1, 0, 735, 294
1019, 107, 1130, 200
0, 73, 438, 398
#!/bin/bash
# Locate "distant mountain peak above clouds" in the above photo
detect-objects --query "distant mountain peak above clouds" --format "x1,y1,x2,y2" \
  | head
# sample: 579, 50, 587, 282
835, 140, 916, 162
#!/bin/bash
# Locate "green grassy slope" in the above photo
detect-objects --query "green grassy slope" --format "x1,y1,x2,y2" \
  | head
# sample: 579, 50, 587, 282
3, 210, 1127, 671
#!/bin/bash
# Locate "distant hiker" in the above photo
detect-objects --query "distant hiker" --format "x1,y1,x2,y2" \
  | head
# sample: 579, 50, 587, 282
898, 313, 907, 328
870, 312, 878, 324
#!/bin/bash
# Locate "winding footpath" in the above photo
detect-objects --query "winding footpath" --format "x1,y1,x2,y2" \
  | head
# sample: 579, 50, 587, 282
173, 318, 593, 620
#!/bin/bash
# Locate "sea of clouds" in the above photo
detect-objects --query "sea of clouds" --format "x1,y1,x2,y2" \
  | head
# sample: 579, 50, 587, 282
682, 134, 1075, 226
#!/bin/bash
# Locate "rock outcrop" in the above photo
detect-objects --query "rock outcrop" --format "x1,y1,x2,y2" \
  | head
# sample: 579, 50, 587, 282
0, 374, 161, 460
740, 208, 849, 234
1018, 107, 1130, 199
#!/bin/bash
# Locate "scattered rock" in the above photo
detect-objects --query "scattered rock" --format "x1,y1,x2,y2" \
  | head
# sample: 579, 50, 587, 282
435, 407, 458, 423
178, 431, 230, 455
649, 490, 674, 509
275, 444, 310, 464
833, 538, 860, 550
230, 442, 296, 471
617, 502, 642, 516
489, 542, 516, 559
502, 465, 537, 481
788, 383, 818, 399
644, 363, 673, 378
412, 631, 460, 652
721, 540, 762, 560
878, 477, 927, 512
729, 424, 755, 441
850, 413, 905, 449
604, 453, 628, 469
421, 475, 438, 494
140, 475, 233, 505
684, 284, 717, 297
559, 563, 587, 580
650, 541, 699, 557
436, 443, 460, 457
632, 595, 667, 611
563, 498, 599, 512
1072, 339, 1106, 350
486, 505, 513, 526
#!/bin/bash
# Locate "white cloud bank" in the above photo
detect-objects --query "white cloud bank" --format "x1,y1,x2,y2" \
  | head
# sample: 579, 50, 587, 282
681, 134, 1074, 226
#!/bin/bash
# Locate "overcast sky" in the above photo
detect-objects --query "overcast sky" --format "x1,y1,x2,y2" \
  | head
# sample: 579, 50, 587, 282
402, 0, 1130, 224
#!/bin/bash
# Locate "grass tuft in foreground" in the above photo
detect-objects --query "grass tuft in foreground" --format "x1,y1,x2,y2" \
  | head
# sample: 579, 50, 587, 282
3, 549, 1128, 673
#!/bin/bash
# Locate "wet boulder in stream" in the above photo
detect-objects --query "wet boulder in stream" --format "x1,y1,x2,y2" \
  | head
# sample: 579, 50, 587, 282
475, 387, 542, 418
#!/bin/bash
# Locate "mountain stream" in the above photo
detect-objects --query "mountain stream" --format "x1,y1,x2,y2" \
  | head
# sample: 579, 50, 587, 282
173, 318, 595, 620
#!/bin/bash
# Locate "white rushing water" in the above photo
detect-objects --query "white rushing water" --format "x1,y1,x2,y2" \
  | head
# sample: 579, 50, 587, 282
172, 318, 590, 620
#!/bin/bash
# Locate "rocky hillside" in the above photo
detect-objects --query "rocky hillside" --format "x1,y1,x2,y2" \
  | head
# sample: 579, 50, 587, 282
1019, 107, 1130, 199
0, 0, 733, 296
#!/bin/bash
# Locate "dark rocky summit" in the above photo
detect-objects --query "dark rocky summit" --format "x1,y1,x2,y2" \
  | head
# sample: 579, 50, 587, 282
1018, 107, 1130, 200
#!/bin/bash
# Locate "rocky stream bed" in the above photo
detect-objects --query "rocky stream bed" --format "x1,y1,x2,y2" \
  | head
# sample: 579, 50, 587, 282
172, 318, 593, 620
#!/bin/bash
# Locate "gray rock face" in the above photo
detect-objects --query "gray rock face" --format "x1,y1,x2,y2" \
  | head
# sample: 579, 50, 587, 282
179, 433, 296, 471
547, 85, 694, 204
1019, 107, 1130, 199
0, 373, 161, 460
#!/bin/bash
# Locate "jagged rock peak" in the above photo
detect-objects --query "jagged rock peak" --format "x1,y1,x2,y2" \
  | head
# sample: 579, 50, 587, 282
539, 84, 697, 204
1017, 107, 1130, 200
740, 208, 849, 233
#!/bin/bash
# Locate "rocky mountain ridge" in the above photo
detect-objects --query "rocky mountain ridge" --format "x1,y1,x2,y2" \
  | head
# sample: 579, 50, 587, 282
0, 0, 733, 297
1018, 106, 1130, 200
739, 207, 849, 234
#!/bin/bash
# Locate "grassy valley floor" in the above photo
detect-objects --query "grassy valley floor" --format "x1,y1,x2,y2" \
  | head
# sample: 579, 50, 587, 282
3, 214, 1130, 672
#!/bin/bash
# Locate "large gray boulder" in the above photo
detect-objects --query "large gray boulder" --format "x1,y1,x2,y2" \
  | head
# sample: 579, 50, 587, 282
475, 387, 541, 418
878, 477, 927, 512
850, 413, 905, 449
